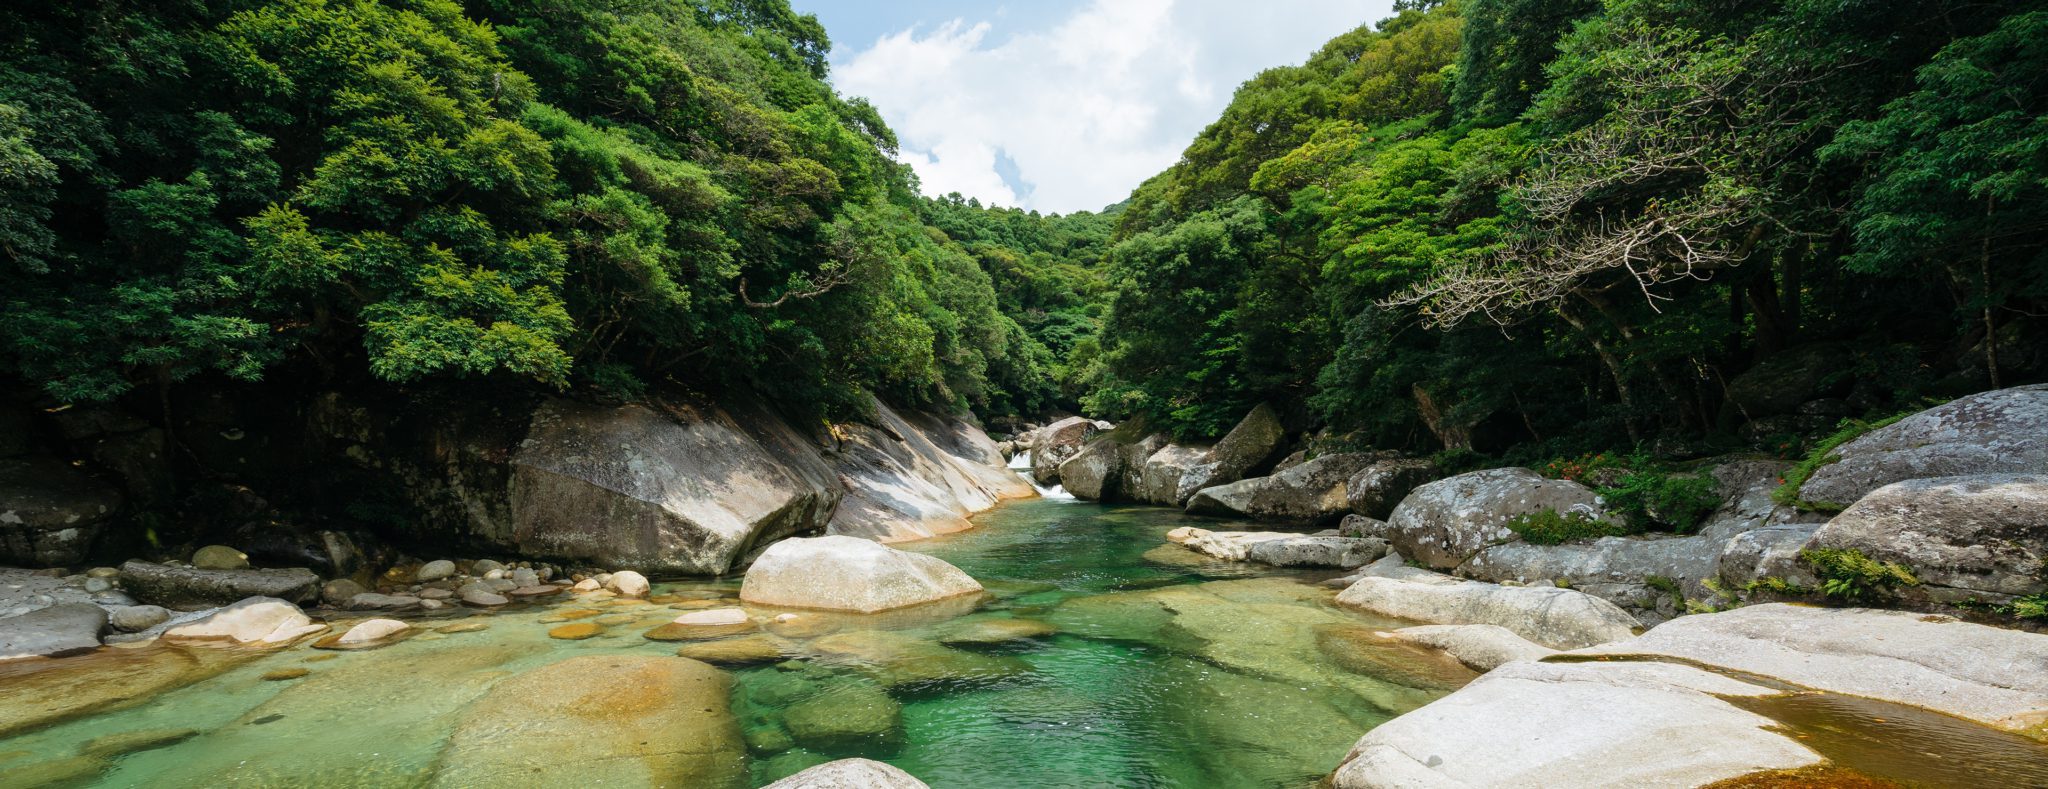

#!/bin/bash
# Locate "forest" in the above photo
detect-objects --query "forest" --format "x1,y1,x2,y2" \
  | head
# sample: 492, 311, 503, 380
4, 0, 2046, 463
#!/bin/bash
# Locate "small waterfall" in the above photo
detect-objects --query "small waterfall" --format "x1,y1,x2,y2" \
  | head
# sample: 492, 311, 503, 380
1007, 449, 1075, 501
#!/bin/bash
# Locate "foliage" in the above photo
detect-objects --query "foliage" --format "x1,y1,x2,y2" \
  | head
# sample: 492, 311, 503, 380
1504, 508, 1638, 545
1802, 548, 1919, 602
1600, 471, 1718, 534
2012, 594, 2048, 621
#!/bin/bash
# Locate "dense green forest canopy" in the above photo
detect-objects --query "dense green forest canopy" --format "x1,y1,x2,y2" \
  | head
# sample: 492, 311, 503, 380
4, 0, 2046, 461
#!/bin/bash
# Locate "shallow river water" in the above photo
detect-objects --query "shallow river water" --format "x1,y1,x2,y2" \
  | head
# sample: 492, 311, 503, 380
0, 498, 1460, 788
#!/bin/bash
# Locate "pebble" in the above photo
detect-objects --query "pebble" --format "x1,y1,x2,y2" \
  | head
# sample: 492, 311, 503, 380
109, 605, 171, 632
83, 577, 113, 593
471, 559, 505, 575
414, 560, 457, 582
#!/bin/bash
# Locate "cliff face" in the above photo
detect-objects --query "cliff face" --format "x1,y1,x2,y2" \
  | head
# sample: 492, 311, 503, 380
1, 382, 1032, 575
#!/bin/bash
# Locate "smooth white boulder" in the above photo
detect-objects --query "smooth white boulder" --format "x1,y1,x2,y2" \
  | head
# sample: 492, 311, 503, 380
763, 758, 930, 789
162, 597, 324, 646
1572, 603, 2048, 736
607, 570, 650, 597
1333, 660, 1820, 788
336, 618, 410, 645
741, 535, 982, 613
1385, 624, 1558, 672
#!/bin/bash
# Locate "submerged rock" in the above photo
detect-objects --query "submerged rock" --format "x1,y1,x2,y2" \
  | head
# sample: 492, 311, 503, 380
936, 617, 1057, 647
1335, 570, 1639, 650
806, 630, 1029, 691
1797, 384, 2048, 508
118, 560, 319, 607
432, 654, 745, 788
782, 682, 904, 751
1332, 660, 1821, 788
762, 758, 930, 789
1807, 473, 2048, 602
676, 634, 793, 666
741, 535, 982, 613
0, 602, 107, 660
1572, 603, 2048, 737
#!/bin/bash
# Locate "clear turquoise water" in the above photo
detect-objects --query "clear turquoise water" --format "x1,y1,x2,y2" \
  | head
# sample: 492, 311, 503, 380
0, 499, 1457, 788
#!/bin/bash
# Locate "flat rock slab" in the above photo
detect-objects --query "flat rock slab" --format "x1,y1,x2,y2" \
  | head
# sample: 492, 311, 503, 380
1181, 531, 1388, 568
1333, 660, 1821, 789
1336, 570, 1640, 650
118, 560, 318, 607
161, 597, 324, 646
0, 603, 107, 660
1571, 603, 2048, 738
763, 758, 930, 789
1386, 624, 1557, 673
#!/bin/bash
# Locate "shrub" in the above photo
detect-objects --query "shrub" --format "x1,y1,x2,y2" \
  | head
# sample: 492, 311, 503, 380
1601, 471, 1720, 534
1802, 548, 1918, 602
1505, 509, 1638, 545
2012, 594, 2048, 621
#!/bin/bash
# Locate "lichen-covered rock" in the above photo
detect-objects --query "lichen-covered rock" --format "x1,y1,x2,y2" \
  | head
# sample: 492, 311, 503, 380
1057, 430, 1168, 502
119, 560, 319, 607
740, 535, 982, 613
1180, 531, 1388, 569
0, 458, 123, 566
1335, 570, 1639, 650
1797, 384, 2048, 509
1345, 458, 1440, 520
825, 399, 1035, 542
1185, 453, 1376, 524
1381, 468, 1614, 570
1027, 416, 1102, 484
1573, 603, 2048, 737
508, 398, 839, 575
1332, 660, 1820, 788
433, 654, 745, 788
1808, 474, 2048, 603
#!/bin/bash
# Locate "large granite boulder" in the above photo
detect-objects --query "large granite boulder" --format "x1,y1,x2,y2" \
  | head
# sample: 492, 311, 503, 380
1335, 570, 1640, 650
740, 535, 983, 613
1134, 443, 1215, 506
1185, 453, 1376, 524
826, 400, 1035, 542
763, 759, 930, 789
1574, 603, 2048, 737
1171, 403, 1289, 500
433, 655, 745, 788
1344, 458, 1440, 520
1332, 660, 1821, 788
118, 560, 319, 608
508, 399, 838, 575
1807, 474, 2047, 603
0, 603, 107, 660
0, 458, 124, 566
1797, 384, 2048, 509
1027, 417, 1102, 484
1382, 467, 1614, 570
1057, 430, 1167, 502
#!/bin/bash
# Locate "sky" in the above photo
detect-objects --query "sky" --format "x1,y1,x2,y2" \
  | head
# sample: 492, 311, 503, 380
790, 0, 1392, 215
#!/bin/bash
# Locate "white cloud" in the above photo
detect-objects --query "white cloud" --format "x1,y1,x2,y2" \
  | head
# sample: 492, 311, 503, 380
833, 0, 1388, 214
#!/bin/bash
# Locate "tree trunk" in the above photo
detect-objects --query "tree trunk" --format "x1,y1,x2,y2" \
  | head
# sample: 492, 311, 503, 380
1982, 196, 2000, 389
1559, 302, 1642, 444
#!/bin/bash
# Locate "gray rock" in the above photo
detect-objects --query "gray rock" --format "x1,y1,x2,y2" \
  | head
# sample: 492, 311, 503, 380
508, 398, 839, 575
1808, 473, 2048, 602
1057, 430, 1168, 502
762, 758, 930, 789
1335, 569, 1640, 650
1336, 513, 1388, 538
0, 603, 107, 659
83, 577, 113, 593
118, 560, 319, 607
1332, 660, 1820, 788
1173, 403, 1290, 500
1798, 384, 2048, 509
1345, 458, 1440, 520
1185, 453, 1377, 524
0, 457, 123, 566
824, 399, 1035, 542
740, 535, 982, 613
1027, 416, 1102, 484
509, 568, 539, 588
414, 560, 456, 582
1386, 624, 1557, 672
1381, 468, 1614, 570
1573, 603, 2048, 736
1716, 521, 1822, 590
1135, 442, 1215, 506
320, 578, 367, 605
109, 605, 170, 632
469, 559, 504, 575
1179, 531, 1389, 569
458, 583, 508, 607
782, 683, 903, 751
